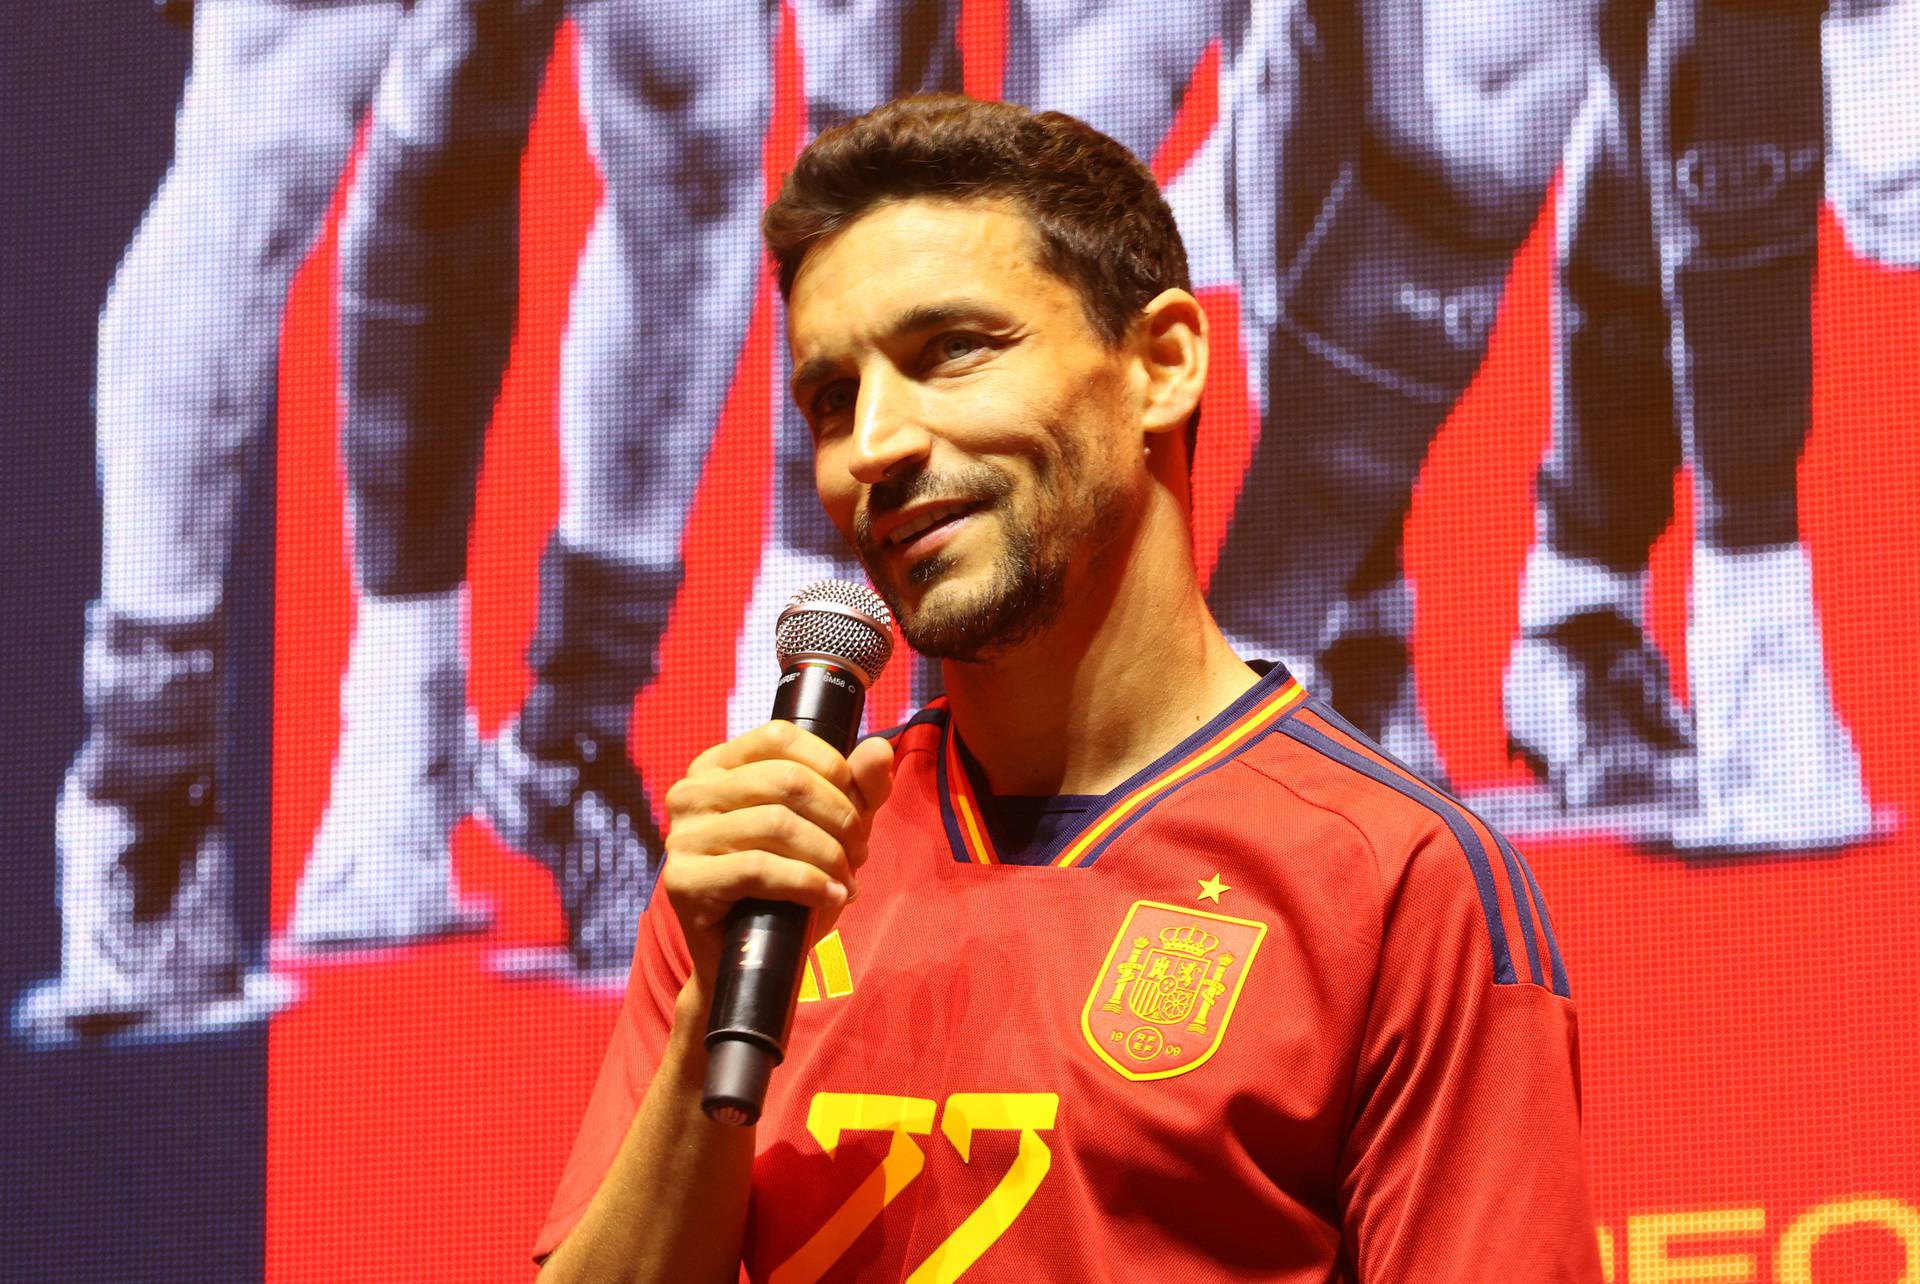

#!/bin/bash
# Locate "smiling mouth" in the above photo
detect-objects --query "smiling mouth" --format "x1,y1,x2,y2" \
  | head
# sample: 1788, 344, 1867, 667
882, 499, 985, 550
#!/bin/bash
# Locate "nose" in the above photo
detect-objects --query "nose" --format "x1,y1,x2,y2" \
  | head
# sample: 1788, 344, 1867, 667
847, 366, 932, 485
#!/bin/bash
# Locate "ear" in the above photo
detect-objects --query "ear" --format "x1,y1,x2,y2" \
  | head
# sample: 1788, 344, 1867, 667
1134, 288, 1209, 442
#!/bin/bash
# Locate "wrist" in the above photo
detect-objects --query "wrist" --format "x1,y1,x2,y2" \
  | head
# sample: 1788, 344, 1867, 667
673, 973, 713, 1034
664, 975, 720, 1091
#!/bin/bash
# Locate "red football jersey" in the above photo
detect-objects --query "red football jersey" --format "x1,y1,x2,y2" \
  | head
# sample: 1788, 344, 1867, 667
536, 665, 1603, 1281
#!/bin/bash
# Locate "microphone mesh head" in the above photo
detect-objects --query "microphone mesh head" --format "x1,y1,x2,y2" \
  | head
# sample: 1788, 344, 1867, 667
776, 580, 895, 687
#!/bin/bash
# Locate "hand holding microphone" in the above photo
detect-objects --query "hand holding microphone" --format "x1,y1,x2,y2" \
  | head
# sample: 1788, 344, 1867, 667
654, 581, 896, 1126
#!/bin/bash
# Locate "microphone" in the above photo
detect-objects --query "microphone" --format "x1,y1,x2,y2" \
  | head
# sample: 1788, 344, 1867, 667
702, 580, 894, 1126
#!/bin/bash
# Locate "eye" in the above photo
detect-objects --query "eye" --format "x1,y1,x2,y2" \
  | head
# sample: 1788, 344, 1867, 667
931, 332, 988, 364
811, 380, 856, 424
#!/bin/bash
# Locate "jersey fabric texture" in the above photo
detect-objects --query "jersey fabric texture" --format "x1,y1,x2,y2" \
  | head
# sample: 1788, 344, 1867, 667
535, 663, 1602, 1281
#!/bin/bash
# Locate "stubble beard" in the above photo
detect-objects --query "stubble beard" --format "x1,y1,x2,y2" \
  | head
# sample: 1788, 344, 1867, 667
860, 459, 1128, 665
885, 518, 1063, 662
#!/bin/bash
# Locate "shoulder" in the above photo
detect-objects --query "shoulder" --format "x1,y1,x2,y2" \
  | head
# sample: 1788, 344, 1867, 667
1231, 698, 1465, 894
1236, 699, 1570, 997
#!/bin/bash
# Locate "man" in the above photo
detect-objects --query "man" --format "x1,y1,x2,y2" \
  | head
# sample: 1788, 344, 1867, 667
289, 0, 562, 951
22, 0, 642, 1039
533, 97, 1599, 1281
1209, 0, 1599, 785
1503, 0, 1877, 853
470, 0, 781, 978
17, 0, 409, 1041
1827, 0, 1920, 272
300, 0, 781, 979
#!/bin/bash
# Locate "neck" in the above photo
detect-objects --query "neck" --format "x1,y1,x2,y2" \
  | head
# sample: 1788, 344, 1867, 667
940, 485, 1258, 797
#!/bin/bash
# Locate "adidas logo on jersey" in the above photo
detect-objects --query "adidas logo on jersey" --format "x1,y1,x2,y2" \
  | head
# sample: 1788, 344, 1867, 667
796, 930, 854, 1004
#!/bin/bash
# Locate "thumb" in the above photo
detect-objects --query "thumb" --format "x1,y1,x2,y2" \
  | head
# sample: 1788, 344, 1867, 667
846, 734, 896, 817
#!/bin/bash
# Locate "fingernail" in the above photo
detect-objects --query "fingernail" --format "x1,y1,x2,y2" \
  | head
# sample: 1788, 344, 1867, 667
826, 881, 848, 908
846, 881, 859, 903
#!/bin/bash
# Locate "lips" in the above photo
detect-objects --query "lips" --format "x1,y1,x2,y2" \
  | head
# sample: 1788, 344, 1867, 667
875, 498, 984, 551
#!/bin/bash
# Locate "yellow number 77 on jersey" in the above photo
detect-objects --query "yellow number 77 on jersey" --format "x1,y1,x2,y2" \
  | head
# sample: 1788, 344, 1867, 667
769, 1092, 1060, 1284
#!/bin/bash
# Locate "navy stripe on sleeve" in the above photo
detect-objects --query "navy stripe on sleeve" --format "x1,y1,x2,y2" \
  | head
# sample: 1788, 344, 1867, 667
1281, 718, 1524, 989
1494, 829, 1571, 998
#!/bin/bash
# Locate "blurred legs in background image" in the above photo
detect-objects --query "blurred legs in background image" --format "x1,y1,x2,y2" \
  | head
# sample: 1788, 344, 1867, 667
1002, 0, 1229, 164
290, 0, 564, 953
476, 0, 778, 980
36, 0, 1901, 1046
1825, 0, 1920, 272
16, 0, 404, 1043
1506, 0, 1882, 854
1506, 0, 1693, 837
1210, 0, 1596, 786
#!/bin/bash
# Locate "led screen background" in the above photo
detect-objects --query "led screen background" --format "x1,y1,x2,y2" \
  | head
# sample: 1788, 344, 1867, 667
3, 2, 1918, 1280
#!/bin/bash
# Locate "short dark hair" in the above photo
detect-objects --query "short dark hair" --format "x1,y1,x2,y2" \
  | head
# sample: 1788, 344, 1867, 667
765, 94, 1198, 459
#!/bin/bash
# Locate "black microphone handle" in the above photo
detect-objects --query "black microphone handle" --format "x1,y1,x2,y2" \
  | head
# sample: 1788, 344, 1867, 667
703, 661, 866, 1126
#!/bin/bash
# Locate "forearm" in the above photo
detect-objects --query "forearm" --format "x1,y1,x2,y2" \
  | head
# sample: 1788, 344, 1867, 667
538, 981, 755, 1284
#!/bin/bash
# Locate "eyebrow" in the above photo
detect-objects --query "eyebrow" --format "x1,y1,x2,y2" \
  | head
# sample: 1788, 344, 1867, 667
791, 298, 1011, 402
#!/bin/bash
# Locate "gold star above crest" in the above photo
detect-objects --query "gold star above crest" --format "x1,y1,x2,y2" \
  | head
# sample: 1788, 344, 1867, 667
1196, 873, 1230, 904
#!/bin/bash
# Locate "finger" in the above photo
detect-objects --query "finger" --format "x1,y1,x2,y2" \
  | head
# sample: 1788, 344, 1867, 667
847, 735, 896, 818
688, 720, 855, 792
835, 739, 894, 881
810, 900, 845, 947
662, 849, 849, 925
671, 805, 854, 888
670, 757, 863, 840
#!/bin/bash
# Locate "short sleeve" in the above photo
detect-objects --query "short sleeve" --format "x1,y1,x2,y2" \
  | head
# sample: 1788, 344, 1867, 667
531, 894, 693, 1263
1337, 825, 1603, 1283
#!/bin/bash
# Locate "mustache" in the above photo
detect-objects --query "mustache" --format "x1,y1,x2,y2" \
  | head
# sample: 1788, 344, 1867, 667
853, 463, 1012, 550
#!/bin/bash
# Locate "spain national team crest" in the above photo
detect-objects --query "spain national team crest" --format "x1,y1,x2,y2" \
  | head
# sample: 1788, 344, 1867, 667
1080, 901, 1267, 1082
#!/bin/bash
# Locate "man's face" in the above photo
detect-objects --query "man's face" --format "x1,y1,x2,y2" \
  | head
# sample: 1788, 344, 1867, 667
787, 198, 1145, 661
